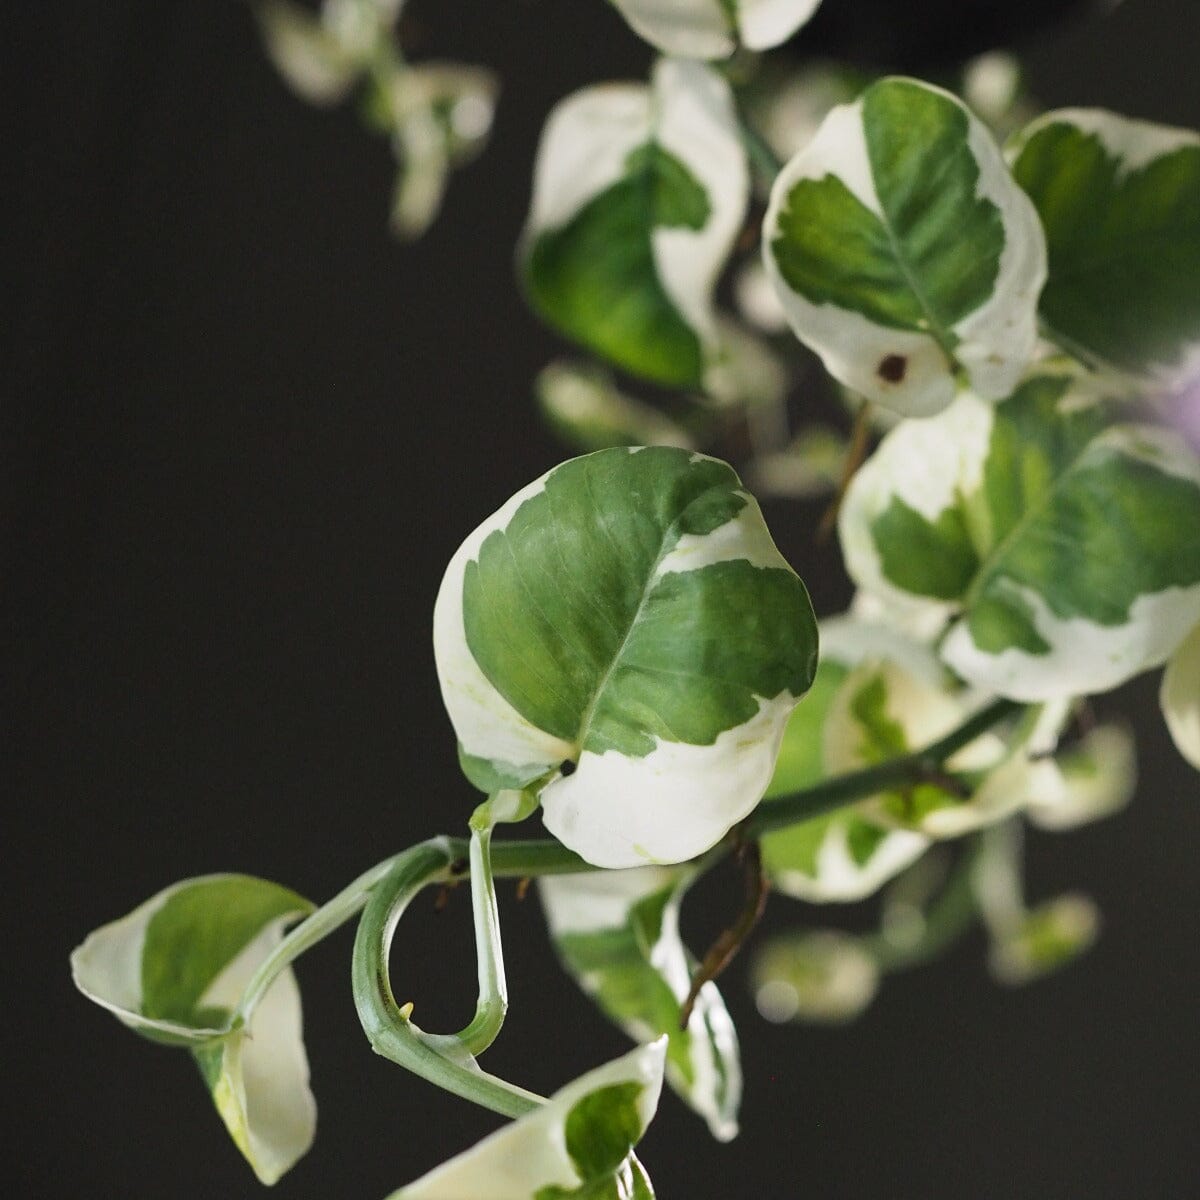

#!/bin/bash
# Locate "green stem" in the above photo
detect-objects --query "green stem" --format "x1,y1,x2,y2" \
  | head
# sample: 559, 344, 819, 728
237, 853, 403, 1024
457, 817, 508, 1057
736, 103, 785, 187
744, 697, 1022, 839
352, 839, 544, 1119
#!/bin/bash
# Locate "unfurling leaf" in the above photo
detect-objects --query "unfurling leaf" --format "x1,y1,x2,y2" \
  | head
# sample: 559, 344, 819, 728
1011, 109, 1200, 385
839, 371, 1200, 700
522, 60, 748, 389
389, 1040, 666, 1198
609, 0, 823, 60
1026, 724, 1136, 830
70, 875, 316, 1185
763, 77, 1046, 416
540, 868, 741, 1140
434, 446, 818, 868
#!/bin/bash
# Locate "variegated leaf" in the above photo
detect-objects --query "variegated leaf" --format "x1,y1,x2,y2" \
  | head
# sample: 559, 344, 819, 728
752, 930, 880, 1024
760, 619, 937, 901
608, 0, 822, 60
522, 60, 748, 389
389, 1040, 665, 1198
1026, 724, 1136, 830
840, 371, 1200, 700
536, 361, 696, 452
71, 875, 316, 1185
1161, 621, 1200, 770
434, 447, 817, 868
763, 77, 1046, 416
1011, 109, 1200, 384
540, 868, 740, 1141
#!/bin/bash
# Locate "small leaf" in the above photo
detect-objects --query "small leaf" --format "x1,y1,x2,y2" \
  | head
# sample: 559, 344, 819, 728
1011, 109, 1200, 383
434, 446, 818, 868
71, 875, 316, 1184
1026, 724, 1136, 830
522, 60, 748, 388
256, 0, 359, 104
390, 1041, 666, 1198
609, 0, 823, 60
1161, 620, 1200, 770
840, 371, 1200, 699
763, 77, 1046, 416
536, 361, 696, 452
752, 930, 880, 1024
988, 895, 1100, 986
540, 867, 741, 1141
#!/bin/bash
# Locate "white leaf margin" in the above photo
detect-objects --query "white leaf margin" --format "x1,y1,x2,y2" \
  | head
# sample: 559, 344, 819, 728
762, 79, 1046, 417
390, 1039, 667, 1199
609, 0, 823, 60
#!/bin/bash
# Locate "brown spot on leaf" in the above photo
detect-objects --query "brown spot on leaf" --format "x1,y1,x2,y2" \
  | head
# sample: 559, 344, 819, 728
878, 354, 907, 383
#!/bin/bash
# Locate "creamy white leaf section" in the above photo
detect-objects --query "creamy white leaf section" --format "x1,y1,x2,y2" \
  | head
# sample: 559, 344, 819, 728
1161, 621, 1200, 770
70, 882, 202, 1041
540, 869, 742, 1142
1016, 107, 1200, 179
1026, 724, 1136, 830
433, 472, 575, 773
838, 394, 994, 608
943, 580, 1200, 702
542, 691, 797, 867
655, 493, 786, 577
772, 819, 928, 904
392, 1040, 667, 1199
650, 59, 748, 349
609, 0, 822, 59
198, 923, 316, 1186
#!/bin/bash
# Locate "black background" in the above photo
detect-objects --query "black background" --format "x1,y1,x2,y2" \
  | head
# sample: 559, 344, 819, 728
7, 2, 1200, 1197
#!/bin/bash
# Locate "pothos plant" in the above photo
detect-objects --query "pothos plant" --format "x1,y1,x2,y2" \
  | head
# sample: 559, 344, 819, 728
72, 1, 1200, 1194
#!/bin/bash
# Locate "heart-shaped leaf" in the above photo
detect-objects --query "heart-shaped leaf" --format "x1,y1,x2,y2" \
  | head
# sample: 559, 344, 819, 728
1011, 108, 1200, 383
521, 60, 748, 389
840, 371, 1200, 699
763, 77, 1046, 416
389, 1040, 666, 1198
540, 867, 741, 1141
71, 875, 316, 1185
433, 446, 818, 868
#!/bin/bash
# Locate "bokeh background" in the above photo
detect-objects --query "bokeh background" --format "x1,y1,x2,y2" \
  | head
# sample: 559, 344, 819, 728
8, 1, 1200, 1196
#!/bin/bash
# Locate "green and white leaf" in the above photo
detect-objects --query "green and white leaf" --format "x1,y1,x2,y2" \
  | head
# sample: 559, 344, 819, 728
840, 371, 1200, 700
1026, 724, 1136, 830
752, 930, 880, 1024
390, 1040, 666, 1198
763, 77, 1046, 416
760, 618, 938, 901
256, 0, 360, 104
1161, 621, 1200, 770
387, 63, 498, 239
522, 60, 748, 389
608, 0, 822, 59
434, 446, 818, 868
540, 867, 740, 1141
1011, 109, 1200, 383
536, 361, 696, 452
71, 875, 316, 1185
972, 823, 1098, 986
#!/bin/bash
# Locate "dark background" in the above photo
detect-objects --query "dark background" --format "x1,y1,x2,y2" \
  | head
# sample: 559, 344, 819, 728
7, 1, 1200, 1197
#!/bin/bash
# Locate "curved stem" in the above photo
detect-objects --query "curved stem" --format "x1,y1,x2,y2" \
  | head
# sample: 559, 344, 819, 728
457, 816, 508, 1057
237, 853, 403, 1024
744, 697, 1022, 838
352, 839, 543, 1119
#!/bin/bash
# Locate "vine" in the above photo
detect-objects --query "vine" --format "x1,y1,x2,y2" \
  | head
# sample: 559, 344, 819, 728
72, 1, 1200, 1195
